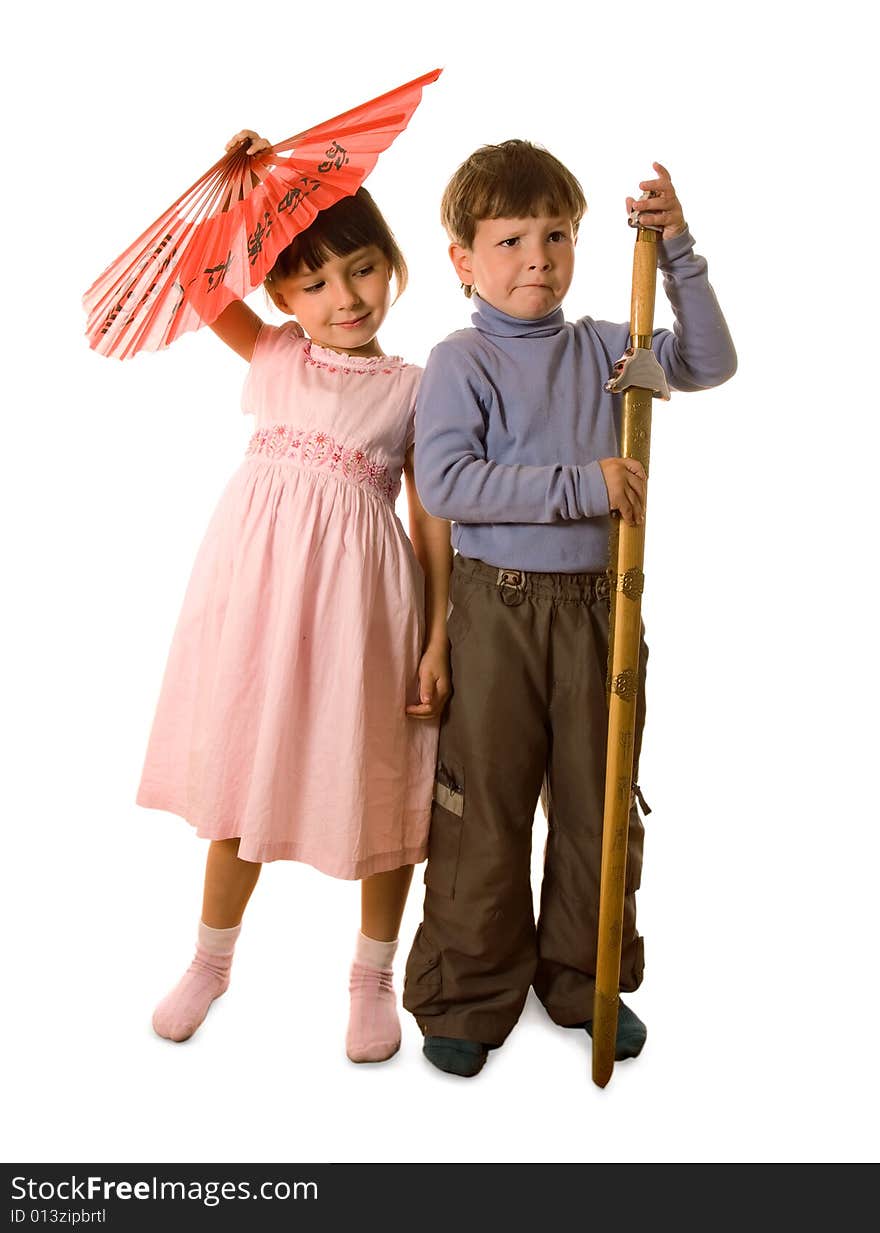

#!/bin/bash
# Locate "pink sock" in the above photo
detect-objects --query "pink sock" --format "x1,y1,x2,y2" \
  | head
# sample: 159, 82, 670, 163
346, 931, 400, 1063
152, 921, 241, 1043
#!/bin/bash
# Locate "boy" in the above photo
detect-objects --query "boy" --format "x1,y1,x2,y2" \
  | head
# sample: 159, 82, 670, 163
402, 141, 736, 1077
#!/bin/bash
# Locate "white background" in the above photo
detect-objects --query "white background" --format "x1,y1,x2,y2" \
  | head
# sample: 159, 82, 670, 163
3, 0, 877, 1167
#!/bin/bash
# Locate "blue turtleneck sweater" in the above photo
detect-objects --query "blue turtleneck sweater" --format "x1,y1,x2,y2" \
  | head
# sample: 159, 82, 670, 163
414, 228, 736, 572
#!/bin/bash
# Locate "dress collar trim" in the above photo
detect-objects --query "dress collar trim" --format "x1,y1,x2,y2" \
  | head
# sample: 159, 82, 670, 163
305, 340, 408, 374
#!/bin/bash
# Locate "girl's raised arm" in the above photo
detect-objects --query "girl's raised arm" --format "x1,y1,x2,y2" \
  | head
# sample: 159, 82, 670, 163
210, 300, 264, 362
209, 130, 275, 363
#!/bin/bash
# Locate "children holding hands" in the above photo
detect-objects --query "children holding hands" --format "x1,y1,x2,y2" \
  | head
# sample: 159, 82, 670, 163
123, 106, 735, 1080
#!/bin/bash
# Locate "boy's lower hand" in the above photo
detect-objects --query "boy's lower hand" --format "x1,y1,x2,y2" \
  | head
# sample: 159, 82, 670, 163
599, 457, 647, 526
406, 645, 452, 720
626, 162, 686, 239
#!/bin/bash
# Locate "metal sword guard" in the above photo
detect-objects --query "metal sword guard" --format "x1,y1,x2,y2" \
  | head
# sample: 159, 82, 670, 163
605, 347, 671, 400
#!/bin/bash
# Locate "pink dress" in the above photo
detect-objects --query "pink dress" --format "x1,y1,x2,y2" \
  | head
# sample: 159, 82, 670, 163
136, 322, 438, 878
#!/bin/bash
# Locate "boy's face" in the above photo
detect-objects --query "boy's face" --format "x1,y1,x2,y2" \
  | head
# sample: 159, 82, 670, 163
450, 215, 576, 319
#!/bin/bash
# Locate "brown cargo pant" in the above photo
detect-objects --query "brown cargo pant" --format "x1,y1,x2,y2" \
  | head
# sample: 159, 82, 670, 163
403, 553, 649, 1046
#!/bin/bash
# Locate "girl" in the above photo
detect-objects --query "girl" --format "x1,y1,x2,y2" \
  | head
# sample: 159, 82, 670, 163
137, 130, 452, 1063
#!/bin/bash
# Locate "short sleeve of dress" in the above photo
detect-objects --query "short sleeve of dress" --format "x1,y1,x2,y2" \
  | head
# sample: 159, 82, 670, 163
240, 321, 306, 415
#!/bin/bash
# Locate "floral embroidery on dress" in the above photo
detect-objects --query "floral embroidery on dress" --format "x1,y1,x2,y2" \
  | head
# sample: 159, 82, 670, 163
245, 426, 397, 502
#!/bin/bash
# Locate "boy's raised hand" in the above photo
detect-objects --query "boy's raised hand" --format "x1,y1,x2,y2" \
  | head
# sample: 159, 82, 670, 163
626, 162, 686, 239
599, 457, 647, 526
225, 130, 272, 156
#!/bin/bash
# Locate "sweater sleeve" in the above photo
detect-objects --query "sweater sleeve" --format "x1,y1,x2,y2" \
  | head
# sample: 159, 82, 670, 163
650, 229, 737, 392
413, 340, 609, 524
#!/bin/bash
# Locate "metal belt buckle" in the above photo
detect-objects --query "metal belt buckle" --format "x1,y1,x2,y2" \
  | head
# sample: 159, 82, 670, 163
596, 570, 613, 603
497, 567, 526, 606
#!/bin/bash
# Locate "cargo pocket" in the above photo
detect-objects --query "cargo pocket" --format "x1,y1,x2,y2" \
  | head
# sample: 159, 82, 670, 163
424, 761, 465, 898
627, 934, 645, 989
625, 794, 646, 893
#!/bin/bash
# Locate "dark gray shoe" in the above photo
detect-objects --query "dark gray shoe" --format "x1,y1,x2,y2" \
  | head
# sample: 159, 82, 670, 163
584, 999, 647, 1060
423, 1036, 489, 1077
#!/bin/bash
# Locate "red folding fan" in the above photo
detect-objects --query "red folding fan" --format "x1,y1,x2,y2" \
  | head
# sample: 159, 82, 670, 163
83, 68, 442, 360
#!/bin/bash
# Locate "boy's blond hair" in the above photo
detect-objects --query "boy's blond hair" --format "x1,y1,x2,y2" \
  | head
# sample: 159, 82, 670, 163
441, 139, 588, 276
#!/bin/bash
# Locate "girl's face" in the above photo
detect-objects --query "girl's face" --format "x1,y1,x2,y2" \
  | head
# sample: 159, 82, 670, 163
270, 245, 393, 357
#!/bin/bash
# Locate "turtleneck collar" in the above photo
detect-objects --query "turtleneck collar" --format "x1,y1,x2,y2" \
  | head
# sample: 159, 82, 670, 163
471, 294, 566, 339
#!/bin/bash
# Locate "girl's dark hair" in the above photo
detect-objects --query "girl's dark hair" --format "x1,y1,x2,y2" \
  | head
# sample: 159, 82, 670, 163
265, 187, 407, 297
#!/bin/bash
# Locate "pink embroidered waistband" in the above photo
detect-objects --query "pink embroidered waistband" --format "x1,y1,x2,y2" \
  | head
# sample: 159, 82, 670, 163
245, 425, 397, 503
